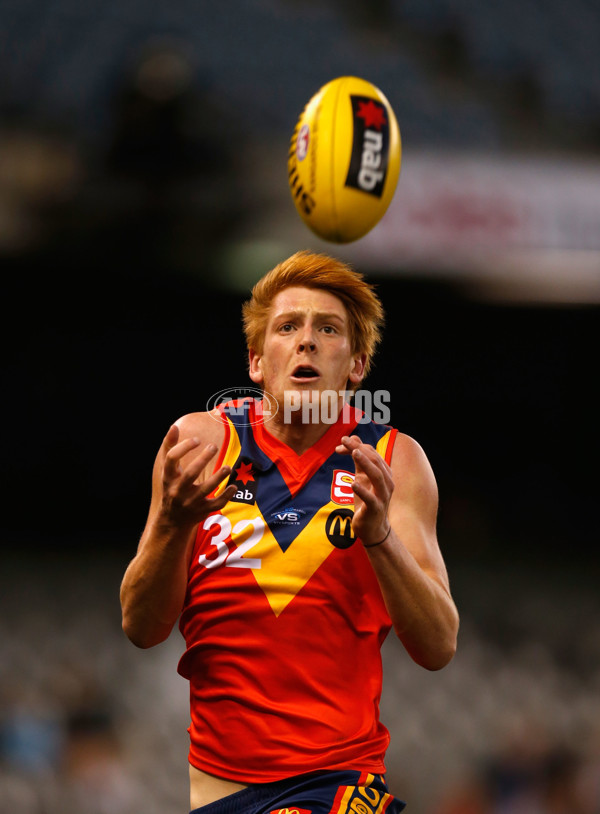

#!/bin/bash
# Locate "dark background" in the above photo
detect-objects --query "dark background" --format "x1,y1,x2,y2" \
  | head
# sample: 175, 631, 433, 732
5, 253, 597, 566
1, 0, 598, 571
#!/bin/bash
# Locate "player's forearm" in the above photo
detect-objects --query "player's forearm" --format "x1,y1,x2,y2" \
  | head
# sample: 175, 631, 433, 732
365, 534, 459, 670
120, 520, 195, 648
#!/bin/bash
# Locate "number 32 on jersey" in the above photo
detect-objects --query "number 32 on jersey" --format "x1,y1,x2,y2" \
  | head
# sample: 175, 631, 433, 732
198, 514, 263, 570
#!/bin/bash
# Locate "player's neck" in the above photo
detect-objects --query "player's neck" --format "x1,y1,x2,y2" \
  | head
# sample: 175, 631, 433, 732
265, 415, 333, 455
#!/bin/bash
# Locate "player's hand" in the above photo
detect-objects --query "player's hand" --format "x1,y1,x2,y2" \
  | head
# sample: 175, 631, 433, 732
336, 435, 394, 546
158, 424, 236, 528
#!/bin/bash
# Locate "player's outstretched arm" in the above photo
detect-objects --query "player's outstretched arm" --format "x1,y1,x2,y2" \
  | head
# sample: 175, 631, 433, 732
120, 418, 235, 649
337, 433, 459, 671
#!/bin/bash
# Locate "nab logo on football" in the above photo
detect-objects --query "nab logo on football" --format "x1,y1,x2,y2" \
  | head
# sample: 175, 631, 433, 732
345, 96, 390, 198
228, 456, 258, 504
326, 509, 356, 549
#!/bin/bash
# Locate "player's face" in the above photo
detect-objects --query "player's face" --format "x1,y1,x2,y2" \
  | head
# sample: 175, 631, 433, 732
248, 286, 366, 407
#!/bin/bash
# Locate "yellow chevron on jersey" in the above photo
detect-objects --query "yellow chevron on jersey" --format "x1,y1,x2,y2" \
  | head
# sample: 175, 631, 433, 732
199, 400, 397, 617
206, 493, 345, 617
179, 400, 398, 782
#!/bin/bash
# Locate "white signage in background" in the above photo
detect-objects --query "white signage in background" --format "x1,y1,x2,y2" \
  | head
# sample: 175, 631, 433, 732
343, 152, 600, 302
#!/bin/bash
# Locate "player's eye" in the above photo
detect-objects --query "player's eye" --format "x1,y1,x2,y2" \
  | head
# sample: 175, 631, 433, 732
279, 323, 295, 333
321, 325, 337, 334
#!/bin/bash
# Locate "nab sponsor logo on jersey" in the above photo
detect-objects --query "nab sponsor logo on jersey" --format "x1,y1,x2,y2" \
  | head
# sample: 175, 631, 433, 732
331, 469, 355, 505
228, 456, 258, 504
345, 96, 390, 198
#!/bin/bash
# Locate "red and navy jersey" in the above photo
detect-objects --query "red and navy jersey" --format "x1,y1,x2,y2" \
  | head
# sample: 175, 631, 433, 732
178, 399, 398, 783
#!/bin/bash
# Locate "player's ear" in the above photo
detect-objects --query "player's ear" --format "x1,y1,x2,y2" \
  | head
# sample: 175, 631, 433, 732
348, 353, 367, 386
248, 348, 264, 384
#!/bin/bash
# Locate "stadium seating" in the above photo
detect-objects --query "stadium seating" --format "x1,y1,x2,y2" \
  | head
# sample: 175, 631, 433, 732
1, 553, 599, 813
2, 0, 598, 151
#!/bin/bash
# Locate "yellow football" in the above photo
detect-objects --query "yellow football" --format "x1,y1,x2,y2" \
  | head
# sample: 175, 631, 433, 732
288, 76, 401, 243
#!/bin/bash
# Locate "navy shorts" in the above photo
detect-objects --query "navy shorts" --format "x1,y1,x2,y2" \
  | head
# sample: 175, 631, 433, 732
190, 770, 406, 814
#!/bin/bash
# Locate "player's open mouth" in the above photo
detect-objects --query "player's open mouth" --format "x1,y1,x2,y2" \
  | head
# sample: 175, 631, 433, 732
291, 365, 320, 382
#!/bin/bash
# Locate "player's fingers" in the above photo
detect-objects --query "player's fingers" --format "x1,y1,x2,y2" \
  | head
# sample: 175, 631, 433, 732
164, 423, 180, 449
339, 434, 363, 450
206, 484, 238, 512
343, 437, 383, 464
190, 464, 232, 495
163, 437, 202, 480
352, 446, 393, 482
187, 477, 235, 517
352, 453, 394, 499
351, 478, 381, 508
179, 444, 221, 486
336, 435, 375, 456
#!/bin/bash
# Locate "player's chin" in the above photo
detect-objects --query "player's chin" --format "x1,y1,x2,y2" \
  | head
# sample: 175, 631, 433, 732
281, 385, 320, 408
288, 376, 321, 387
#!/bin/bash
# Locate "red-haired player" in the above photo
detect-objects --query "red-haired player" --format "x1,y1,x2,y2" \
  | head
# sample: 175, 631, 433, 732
121, 250, 459, 814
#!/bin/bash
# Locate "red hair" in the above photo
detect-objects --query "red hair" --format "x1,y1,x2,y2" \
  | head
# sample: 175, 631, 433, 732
242, 250, 384, 380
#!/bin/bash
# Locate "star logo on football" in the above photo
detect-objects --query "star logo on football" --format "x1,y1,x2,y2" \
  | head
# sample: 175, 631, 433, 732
356, 99, 387, 130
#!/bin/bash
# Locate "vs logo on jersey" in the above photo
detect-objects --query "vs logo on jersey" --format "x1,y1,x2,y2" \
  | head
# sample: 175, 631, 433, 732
228, 456, 259, 504
331, 469, 355, 505
270, 507, 306, 525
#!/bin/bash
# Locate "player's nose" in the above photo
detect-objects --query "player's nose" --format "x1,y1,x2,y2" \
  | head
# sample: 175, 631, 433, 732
297, 323, 317, 352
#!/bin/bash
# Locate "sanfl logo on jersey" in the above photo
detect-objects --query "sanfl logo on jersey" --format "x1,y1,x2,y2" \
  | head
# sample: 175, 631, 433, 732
331, 469, 355, 505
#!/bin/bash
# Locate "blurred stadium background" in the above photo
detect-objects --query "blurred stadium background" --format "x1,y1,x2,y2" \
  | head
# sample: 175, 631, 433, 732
1, 1, 599, 812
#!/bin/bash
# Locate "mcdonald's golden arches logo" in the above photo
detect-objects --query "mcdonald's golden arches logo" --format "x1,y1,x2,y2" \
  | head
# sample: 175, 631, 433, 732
325, 508, 356, 549
269, 808, 312, 814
